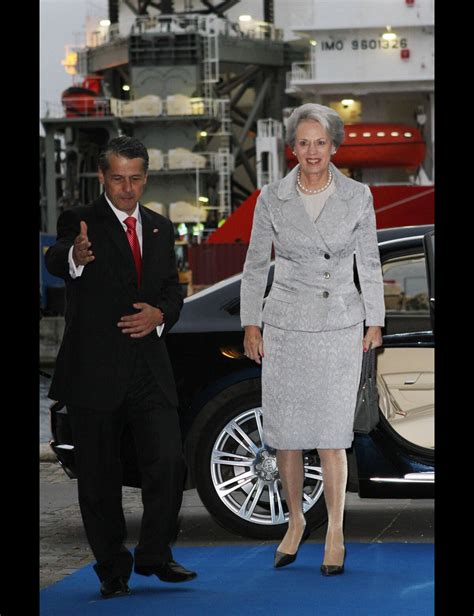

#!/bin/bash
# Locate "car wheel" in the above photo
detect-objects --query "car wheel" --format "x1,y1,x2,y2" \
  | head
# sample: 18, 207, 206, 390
193, 379, 328, 539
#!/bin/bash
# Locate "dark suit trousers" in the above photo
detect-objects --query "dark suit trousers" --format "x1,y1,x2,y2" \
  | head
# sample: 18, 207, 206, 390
68, 351, 186, 582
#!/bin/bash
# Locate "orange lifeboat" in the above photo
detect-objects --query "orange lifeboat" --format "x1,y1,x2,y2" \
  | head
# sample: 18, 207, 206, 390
208, 124, 432, 247
61, 75, 107, 118
285, 123, 425, 169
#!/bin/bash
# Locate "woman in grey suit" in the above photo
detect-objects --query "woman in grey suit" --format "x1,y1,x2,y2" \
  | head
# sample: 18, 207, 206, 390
240, 103, 385, 575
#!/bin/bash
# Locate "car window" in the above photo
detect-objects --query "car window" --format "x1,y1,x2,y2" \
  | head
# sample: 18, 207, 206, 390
382, 253, 431, 334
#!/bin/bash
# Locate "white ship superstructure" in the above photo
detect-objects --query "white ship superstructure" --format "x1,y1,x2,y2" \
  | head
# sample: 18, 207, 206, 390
285, 0, 434, 183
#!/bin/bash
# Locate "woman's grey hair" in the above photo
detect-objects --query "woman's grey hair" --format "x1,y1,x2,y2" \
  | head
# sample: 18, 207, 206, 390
286, 103, 345, 150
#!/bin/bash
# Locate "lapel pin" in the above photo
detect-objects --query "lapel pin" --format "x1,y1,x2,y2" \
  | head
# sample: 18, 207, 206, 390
153, 228, 159, 234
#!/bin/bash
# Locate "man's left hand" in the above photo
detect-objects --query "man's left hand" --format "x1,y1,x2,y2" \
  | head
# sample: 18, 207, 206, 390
363, 326, 383, 351
117, 303, 164, 338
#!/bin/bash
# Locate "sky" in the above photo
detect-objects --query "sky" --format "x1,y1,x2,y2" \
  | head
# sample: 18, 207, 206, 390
40, 0, 108, 132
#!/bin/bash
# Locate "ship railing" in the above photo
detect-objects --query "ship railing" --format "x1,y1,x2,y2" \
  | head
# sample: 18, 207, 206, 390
130, 13, 282, 41
61, 97, 111, 117
41, 98, 111, 118
110, 96, 225, 119
42, 96, 230, 120
289, 62, 317, 83
87, 23, 123, 48
41, 101, 63, 118
148, 151, 217, 173
257, 118, 283, 139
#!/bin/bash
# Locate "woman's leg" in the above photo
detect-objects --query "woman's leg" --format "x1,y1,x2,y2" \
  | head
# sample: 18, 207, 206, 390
276, 449, 306, 554
318, 448, 347, 566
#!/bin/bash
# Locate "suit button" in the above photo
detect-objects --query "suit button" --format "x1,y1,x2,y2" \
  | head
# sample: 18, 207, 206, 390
324, 272, 330, 279
324, 253, 330, 259
323, 291, 329, 298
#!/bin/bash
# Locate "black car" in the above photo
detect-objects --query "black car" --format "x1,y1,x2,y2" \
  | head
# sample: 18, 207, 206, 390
50, 224, 435, 539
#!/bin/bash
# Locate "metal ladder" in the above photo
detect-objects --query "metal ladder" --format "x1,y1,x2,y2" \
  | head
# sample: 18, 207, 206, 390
216, 148, 234, 217
198, 15, 219, 101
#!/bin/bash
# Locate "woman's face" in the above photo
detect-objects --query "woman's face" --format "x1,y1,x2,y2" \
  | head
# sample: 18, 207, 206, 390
293, 119, 335, 178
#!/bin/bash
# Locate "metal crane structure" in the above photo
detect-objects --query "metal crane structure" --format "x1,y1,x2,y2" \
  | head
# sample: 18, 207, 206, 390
40, 0, 304, 235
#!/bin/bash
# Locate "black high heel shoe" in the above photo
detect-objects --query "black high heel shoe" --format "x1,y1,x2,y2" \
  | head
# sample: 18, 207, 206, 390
274, 525, 311, 568
320, 546, 346, 576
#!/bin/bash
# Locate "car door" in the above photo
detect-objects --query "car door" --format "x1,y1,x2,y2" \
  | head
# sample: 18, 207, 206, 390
355, 231, 435, 498
424, 230, 435, 332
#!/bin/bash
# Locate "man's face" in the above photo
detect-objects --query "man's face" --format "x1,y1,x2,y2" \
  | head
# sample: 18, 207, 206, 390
98, 153, 148, 215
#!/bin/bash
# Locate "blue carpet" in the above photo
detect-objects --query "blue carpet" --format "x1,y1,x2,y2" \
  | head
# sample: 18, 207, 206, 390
40, 543, 433, 615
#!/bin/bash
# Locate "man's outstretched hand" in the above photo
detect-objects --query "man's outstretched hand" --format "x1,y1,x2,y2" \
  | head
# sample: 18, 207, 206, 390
72, 221, 95, 267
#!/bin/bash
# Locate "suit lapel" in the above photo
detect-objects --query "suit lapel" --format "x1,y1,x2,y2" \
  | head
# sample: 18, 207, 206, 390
313, 191, 350, 253
275, 163, 353, 253
139, 204, 168, 292
95, 194, 138, 289
286, 194, 319, 242
274, 166, 320, 242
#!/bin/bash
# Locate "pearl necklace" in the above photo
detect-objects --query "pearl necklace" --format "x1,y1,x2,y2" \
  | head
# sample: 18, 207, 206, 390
297, 169, 333, 194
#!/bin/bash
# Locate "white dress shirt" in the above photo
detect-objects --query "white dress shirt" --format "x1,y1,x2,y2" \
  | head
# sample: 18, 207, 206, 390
68, 194, 164, 337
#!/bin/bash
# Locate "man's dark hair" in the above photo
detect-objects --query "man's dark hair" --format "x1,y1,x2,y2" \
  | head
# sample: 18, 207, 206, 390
98, 136, 149, 173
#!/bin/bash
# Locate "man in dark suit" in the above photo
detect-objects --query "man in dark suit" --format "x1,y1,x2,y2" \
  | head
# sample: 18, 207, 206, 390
45, 136, 197, 598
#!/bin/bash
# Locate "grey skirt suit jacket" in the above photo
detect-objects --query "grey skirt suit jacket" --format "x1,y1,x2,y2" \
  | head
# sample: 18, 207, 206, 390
240, 163, 385, 449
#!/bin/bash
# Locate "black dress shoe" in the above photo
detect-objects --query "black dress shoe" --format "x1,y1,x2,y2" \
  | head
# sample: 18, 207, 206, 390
100, 576, 131, 599
135, 560, 197, 583
274, 525, 310, 569
320, 547, 346, 576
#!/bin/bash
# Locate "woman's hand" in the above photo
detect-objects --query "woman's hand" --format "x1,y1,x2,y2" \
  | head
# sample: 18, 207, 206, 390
244, 325, 264, 365
363, 326, 383, 351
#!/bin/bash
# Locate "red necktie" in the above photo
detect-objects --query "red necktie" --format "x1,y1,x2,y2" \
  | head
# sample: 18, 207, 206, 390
124, 216, 142, 286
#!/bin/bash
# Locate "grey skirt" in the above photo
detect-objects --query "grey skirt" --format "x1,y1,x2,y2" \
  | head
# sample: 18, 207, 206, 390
261, 321, 364, 450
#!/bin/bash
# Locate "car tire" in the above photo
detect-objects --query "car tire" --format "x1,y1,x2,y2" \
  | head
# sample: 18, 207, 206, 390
193, 378, 328, 539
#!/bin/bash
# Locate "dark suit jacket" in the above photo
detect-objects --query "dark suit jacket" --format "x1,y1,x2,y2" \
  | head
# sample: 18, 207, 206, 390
45, 194, 183, 410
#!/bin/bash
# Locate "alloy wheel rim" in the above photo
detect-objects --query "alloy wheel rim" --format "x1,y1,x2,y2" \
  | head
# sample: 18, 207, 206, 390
210, 407, 324, 526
